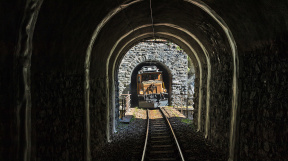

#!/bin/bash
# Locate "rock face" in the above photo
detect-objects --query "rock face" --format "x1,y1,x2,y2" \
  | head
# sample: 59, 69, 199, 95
239, 41, 288, 160
118, 41, 195, 107
0, 1, 287, 161
32, 72, 84, 160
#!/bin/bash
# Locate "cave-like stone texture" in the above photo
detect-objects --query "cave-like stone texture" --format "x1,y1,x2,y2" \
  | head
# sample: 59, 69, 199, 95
118, 41, 193, 107
0, 0, 287, 160
239, 40, 288, 160
32, 72, 84, 160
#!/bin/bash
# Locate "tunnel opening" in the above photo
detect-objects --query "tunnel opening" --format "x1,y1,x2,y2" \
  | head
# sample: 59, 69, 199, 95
116, 39, 196, 124
130, 61, 172, 107
27, 1, 240, 160
110, 38, 202, 160
108, 27, 235, 159
3, 0, 288, 161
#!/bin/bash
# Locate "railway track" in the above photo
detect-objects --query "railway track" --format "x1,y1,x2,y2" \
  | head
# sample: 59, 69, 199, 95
141, 107, 185, 161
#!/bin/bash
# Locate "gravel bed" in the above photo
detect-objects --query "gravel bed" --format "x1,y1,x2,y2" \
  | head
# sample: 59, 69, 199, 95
93, 108, 147, 161
162, 107, 228, 161
93, 107, 227, 161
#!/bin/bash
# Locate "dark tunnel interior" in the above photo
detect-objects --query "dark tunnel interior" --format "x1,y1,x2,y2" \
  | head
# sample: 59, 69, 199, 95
0, 0, 287, 160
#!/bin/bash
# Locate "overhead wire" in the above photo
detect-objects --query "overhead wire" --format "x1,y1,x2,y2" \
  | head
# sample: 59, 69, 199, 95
149, 0, 155, 40
149, 0, 155, 66
116, 0, 135, 33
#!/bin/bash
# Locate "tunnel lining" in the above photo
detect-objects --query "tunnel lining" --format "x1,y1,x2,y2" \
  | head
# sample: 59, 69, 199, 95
105, 24, 207, 137
84, 1, 238, 161
20, 1, 238, 160
112, 23, 212, 134
128, 60, 173, 107
109, 31, 204, 136
184, 1, 239, 159
106, 23, 213, 132
14, 1, 43, 161
83, 3, 143, 160
117, 40, 195, 108
7, 0, 288, 161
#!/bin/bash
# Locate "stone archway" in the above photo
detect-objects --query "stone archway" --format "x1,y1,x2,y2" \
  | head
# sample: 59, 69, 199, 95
129, 61, 172, 107
118, 41, 192, 107
3, 0, 288, 161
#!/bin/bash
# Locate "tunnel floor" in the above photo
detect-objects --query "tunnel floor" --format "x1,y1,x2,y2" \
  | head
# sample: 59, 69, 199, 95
93, 107, 227, 160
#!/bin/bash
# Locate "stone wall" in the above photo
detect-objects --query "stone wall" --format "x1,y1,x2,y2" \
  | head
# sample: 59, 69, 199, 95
90, 76, 108, 152
239, 40, 288, 160
208, 52, 233, 153
0, 52, 13, 160
0, 57, 13, 161
118, 41, 193, 107
192, 22, 233, 154
32, 72, 84, 161
0, 1, 32, 160
205, 22, 233, 153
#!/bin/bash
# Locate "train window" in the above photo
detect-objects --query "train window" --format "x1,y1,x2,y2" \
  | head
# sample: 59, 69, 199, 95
138, 76, 141, 83
144, 74, 150, 81
143, 75, 147, 81
142, 74, 159, 81
152, 74, 157, 80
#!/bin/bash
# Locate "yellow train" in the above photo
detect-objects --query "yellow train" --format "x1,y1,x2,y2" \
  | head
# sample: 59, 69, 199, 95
137, 66, 168, 108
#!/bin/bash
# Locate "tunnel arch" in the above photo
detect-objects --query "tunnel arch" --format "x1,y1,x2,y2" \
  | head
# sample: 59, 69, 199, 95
106, 24, 212, 133
14, 1, 44, 160
7, 0, 288, 161
127, 60, 173, 107
104, 23, 235, 156
109, 31, 205, 132
117, 43, 176, 97
117, 40, 194, 108
85, 1, 238, 161
16, 0, 239, 160
108, 24, 229, 137
106, 28, 234, 161
107, 25, 209, 136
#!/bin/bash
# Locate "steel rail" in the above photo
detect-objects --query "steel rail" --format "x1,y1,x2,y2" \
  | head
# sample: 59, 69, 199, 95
141, 109, 150, 161
160, 107, 185, 161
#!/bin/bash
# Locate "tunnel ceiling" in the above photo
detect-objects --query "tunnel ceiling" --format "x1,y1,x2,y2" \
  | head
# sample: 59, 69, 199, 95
91, 0, 228, 70
33, 0, 288, 73
110, 28, 207, 73
1, 0, 287, 161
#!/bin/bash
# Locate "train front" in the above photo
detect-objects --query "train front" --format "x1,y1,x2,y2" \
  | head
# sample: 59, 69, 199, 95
137, 66, 168, 108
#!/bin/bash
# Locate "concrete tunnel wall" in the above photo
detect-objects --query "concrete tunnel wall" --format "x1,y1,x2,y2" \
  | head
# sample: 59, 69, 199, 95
0, 0, 287, 161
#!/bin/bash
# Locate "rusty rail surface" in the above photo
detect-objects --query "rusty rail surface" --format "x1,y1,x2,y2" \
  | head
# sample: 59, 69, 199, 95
141, 108, 185, 161
141, 109, 150, 161
160, 107, 185, 161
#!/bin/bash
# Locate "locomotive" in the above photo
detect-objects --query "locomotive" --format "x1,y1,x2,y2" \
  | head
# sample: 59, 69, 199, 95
137, 66, 168, 108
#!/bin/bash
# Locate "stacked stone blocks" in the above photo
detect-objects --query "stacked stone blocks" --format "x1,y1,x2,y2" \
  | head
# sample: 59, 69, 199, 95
118, 42, 194, 107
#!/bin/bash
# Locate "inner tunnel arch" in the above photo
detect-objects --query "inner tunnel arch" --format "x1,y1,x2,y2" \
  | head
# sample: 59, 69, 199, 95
129, 61, 172, 107
8, 0, 288, 161
110, 32, 205, 131
103, 18, 236, 161
117, 40, 195, 109
110, 29, 208, 133
5, 0, 288, 160
83, 1, 238, 160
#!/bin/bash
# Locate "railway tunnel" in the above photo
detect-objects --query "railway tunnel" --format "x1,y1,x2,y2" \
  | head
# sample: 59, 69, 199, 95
0, 0, 287, 160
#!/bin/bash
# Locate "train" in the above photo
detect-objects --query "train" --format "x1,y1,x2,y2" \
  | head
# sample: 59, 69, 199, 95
137, 66, 168, 108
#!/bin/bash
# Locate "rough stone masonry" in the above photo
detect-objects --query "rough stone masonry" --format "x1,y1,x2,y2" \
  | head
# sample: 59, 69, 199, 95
118, 41, 195, 107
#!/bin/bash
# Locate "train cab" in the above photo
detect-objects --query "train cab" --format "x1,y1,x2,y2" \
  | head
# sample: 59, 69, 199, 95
137, 66, 168, 108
